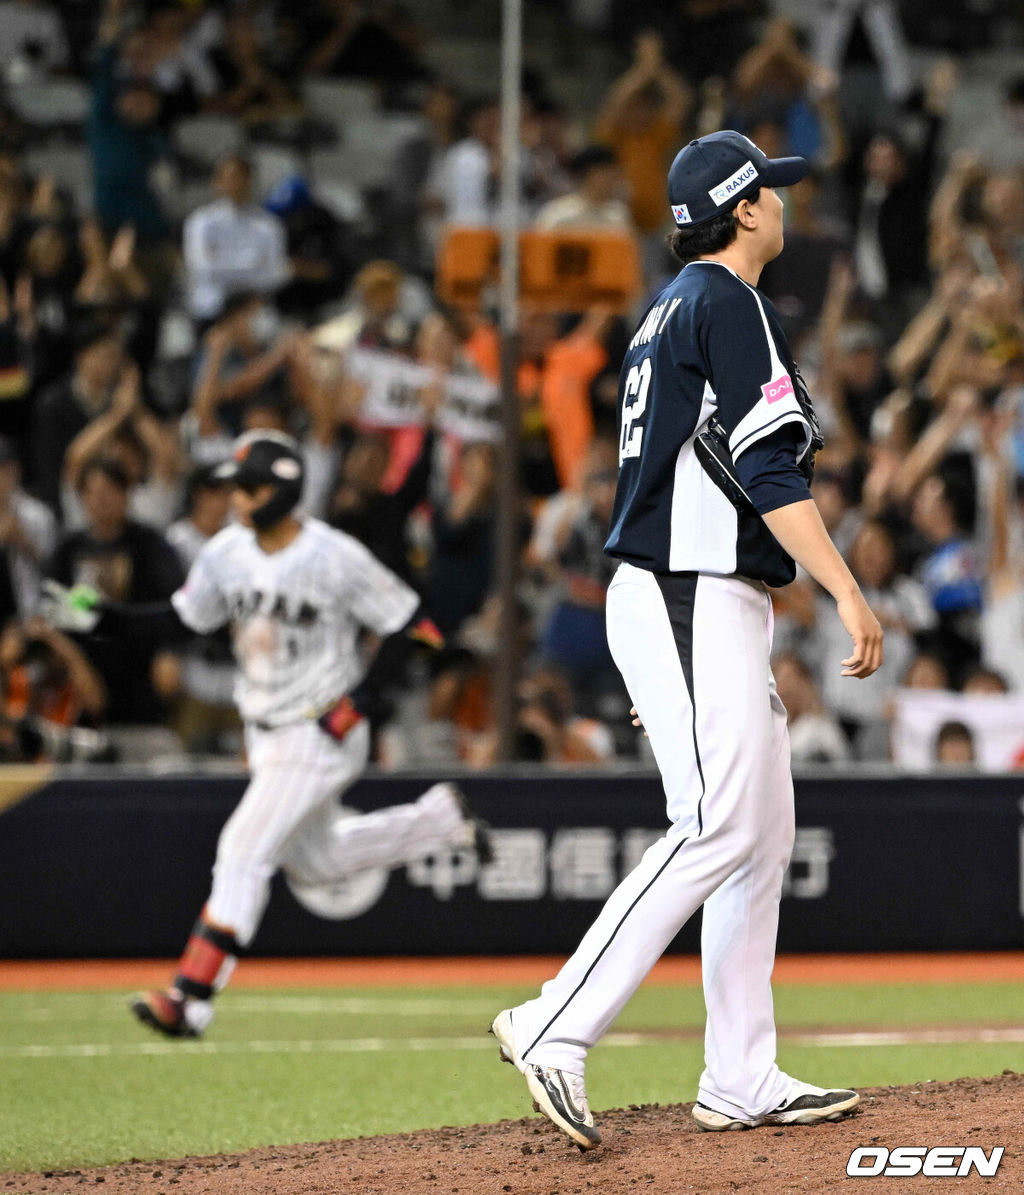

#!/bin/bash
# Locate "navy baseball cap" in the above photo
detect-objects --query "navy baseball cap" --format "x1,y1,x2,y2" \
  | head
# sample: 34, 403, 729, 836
668, 131, 808, 228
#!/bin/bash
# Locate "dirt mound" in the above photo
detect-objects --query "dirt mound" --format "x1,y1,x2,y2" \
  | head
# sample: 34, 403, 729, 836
5, 1073, 1021, 1194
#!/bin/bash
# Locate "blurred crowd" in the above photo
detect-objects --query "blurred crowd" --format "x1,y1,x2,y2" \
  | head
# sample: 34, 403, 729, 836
0, 0, 1022, 771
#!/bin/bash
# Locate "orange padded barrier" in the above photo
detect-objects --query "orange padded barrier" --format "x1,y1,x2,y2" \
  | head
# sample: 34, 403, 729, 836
437, 227, 642, 311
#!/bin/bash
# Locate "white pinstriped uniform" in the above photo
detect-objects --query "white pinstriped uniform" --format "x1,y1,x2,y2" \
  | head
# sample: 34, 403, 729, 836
170, 517, 466, 946
173, 519, 416, 726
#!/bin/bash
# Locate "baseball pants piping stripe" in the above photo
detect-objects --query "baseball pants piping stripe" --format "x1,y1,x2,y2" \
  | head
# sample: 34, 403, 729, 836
653, 571, 706, 835
509, 565, 794, 1115
520, 834, 689, 1063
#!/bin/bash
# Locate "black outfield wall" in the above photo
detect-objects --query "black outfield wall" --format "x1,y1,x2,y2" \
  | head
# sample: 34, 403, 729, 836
0, 770, 1021, 956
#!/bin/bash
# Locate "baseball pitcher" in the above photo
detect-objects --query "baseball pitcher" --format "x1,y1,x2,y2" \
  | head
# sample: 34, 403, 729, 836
492, 132, 883, 1148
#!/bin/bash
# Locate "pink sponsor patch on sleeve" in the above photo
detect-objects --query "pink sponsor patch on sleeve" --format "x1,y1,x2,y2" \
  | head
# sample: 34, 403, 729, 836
762, 374, 795, 404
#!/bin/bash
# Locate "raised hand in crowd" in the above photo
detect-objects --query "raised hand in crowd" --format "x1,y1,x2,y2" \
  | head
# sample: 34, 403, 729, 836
923, 57, 959, 118
98, 0, 130, 46
28, 175, 63, 224
0, 273, 35, 343
63, 359, 180, 498
981, 397, 1019, 599
76, 222, 150, 306
601, 31, 693, 130
0, 495, 38, 560
925, 276, 1017, 397
190, 298, 303, 439
885, 384, 979, 510
109, 226, 145, 283
887, 261, 973, 385
448, 443, 495, 525
62, 359, 142, 493
929, 150, 987, 267
285, 330, 338, 447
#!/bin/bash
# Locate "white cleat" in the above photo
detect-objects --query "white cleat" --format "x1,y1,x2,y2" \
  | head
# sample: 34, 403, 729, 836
490, 1008, 601, 1150
693, 1081, 859, 1132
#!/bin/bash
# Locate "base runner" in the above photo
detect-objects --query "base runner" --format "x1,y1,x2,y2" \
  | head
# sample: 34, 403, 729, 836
44, 430, 490, 1037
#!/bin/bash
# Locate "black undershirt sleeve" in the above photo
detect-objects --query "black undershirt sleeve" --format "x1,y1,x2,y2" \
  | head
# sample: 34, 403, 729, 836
95, 600, 195, 643
734, 424, 812, 516
350, 605, 439, 718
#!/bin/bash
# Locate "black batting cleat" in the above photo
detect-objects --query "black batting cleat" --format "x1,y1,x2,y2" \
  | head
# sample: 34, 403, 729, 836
130, 989, 196, 1038
130, 988, 213, 1038
452, 784, 494, 864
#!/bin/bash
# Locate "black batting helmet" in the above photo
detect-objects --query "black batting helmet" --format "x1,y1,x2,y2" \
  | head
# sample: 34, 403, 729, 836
215, 430, 305, 530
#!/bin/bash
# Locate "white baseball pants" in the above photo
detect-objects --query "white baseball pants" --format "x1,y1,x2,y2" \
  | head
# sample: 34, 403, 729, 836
205, 719, 466, 946
511, 564, 796, 1120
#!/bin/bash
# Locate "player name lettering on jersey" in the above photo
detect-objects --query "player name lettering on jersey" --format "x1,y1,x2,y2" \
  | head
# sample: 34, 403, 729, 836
628, 297, 682, 351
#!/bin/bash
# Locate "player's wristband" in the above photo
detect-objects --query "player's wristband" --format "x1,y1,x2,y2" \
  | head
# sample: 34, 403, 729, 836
407, 615, 444, 650
317, 695, 365, 742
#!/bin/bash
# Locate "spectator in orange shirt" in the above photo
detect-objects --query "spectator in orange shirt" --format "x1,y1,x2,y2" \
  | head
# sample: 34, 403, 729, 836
596, 30, 692, 279
463, 306, 615, 496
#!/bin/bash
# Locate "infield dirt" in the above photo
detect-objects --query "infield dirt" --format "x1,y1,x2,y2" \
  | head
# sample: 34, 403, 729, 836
4, 1072, 1021, 1194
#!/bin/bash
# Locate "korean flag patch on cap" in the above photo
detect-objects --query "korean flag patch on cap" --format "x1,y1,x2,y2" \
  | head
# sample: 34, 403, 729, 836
672, 203, 691, 225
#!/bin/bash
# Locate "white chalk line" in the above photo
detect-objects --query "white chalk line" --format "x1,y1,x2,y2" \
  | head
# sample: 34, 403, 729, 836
791, 1027, 1024, 1047
3, 1027, 1024, 1060
9, 996, 500, 1022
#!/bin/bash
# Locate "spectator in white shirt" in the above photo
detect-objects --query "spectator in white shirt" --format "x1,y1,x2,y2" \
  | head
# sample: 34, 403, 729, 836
439, 97, 500, 227
534, 146, 634, 233
183, 154, 290, 322
815, 518, 935, 758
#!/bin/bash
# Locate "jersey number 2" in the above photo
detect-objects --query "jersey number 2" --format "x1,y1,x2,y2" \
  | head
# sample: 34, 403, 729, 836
619, 358, 651, 464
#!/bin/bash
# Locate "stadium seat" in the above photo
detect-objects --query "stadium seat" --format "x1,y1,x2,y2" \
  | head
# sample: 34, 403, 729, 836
22, 143, 93, 208
172, 115, 246, 167
7, 78, 90, 127
301, 77, 380, 126
250, 145, 306, 196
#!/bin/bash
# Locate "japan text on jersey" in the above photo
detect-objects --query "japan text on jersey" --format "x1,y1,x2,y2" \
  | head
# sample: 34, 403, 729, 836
605, 261, 813, 585
171, 519, 418, 725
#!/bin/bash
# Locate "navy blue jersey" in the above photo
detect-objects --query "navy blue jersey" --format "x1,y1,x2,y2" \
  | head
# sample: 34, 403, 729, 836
605, 260, 813, 586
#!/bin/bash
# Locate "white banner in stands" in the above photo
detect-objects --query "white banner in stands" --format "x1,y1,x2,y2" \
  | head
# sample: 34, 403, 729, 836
347, 347, 432, 428
347, 347, 501, 442
890, 689, 1024, 771
437, 372, 502, 443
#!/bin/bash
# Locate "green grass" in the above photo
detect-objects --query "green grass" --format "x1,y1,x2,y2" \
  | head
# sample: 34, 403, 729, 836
2, 981, 1024, 1172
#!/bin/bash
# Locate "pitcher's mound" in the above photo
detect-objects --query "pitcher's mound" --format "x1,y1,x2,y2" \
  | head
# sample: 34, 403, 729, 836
4, 1072, 1021, 1194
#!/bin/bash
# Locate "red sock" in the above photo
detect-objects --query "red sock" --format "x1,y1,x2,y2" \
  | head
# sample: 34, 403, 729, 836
173, 911, 240, 1001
